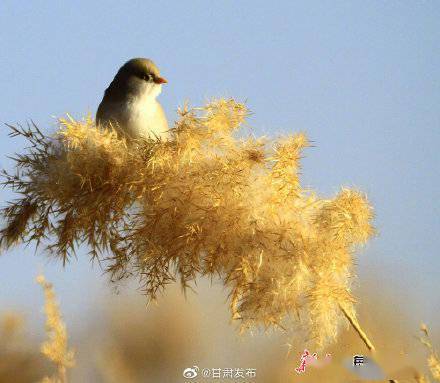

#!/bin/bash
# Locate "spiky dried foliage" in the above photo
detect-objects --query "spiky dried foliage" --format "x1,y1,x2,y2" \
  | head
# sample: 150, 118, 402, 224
36, 275, 75, 383
1, 99, 374, 348
419, 324, 440, 382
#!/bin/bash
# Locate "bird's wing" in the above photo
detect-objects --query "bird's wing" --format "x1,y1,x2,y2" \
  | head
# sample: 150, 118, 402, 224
96, 100, 111, 125
96, 100, 126, 127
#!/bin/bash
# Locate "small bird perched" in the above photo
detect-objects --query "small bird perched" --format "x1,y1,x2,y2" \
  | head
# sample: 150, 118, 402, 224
96, 58, 168, 140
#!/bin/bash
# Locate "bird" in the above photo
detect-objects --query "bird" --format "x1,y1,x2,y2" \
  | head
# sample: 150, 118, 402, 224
96, 58, 169, 140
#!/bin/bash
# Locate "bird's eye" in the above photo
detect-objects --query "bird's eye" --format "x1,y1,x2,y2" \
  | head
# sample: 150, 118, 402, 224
142, 74, 151, 81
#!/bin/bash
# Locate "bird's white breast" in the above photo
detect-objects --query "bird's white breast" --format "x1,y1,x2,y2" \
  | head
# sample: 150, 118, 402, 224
105, 83, 168, 139
126, 98, 167, 138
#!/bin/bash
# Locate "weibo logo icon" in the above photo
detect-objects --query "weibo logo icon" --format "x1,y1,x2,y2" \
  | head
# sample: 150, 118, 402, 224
183, 365, 199, 379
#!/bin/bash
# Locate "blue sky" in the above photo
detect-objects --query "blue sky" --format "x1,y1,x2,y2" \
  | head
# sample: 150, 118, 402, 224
0, 1, 439, 334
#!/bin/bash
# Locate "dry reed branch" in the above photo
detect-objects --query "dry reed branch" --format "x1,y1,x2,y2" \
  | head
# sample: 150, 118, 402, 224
339, 302, 375, 351
37, 275, 75, 383
1, 99, 375, 349
419, 324, 440, 382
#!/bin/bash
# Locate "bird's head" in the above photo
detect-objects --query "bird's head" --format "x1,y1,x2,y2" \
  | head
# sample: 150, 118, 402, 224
110, 58, 167, 99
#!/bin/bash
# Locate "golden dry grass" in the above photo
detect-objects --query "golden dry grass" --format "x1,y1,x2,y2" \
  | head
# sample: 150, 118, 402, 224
1, 281, 437, 383
419, 324, 440, 382
36, 275, 75, 383
0, 98, 375, 349
78, 281, 438, 383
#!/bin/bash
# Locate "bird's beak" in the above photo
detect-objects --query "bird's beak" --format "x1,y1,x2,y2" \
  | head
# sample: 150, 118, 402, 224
154, 76, 167, 84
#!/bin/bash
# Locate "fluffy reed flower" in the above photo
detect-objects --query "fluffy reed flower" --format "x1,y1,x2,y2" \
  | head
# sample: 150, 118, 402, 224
1, 99, 375, 349
36, 275, 75, 383
420, 324, 440, 382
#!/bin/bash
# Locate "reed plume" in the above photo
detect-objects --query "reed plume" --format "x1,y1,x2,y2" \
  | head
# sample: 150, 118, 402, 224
419, 324, 440, 382
37, 275, 75, 383
1, 99, 375, 348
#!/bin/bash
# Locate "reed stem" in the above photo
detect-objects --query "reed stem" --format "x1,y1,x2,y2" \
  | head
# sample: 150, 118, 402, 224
339, 303, 375, 351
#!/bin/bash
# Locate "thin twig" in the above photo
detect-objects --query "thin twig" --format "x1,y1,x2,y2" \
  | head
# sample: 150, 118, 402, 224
339, 303, 375, 351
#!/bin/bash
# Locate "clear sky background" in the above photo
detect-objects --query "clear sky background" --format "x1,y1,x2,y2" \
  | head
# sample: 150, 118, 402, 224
0, 1, 438, 336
